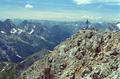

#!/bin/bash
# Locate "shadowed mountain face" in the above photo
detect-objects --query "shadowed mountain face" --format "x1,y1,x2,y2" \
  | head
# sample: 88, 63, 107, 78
0, 49, 51, 79
0, 19, 16, 34
4, 19, 16, 34
17, 30, 120, 79
105, 23, 120, 32
0, 19, 70, 62
50, 25, 70, 44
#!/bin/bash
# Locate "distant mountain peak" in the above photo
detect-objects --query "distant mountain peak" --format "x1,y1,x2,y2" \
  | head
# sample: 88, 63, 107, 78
19, 20, 28, 26
0, 20, 3, 23
51, 25, 61, 31
4, 19, 13, 24
5, 19, 11, 21
0, 20, 3, 25
4, 19, 15, 27
22, 20, 28, 24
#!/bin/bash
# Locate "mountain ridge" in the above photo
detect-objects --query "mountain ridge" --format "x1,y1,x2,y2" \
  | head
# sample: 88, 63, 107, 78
0, 19, 70, 62
18, 30, 120, 79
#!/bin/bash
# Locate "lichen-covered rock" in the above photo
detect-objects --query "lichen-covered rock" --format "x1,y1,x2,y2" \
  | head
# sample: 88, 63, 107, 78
18, 30, 120, 79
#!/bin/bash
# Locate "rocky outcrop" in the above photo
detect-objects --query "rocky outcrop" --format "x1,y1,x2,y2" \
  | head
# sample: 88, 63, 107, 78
18, 30, 120, 79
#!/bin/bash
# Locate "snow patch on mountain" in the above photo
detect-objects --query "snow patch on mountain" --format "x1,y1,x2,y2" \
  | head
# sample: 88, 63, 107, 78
6, 55, 11, 61
1, 31, 5, 34
16, 54, 22, 58
17, 28, 24, 35
75, 24, 78, 26
43, 27, 47, 30
25, 26, 28, 30
10, 28, 17, 34
10, 28, 26, 34
33, 25, 36, 28
40, 36, 47, 41
117, 23, 120, 29
0, 68, 5, 73
29, 29, 34, 34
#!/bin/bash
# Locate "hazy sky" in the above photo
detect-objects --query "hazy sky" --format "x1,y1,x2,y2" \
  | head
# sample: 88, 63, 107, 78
0, 0, 120, 22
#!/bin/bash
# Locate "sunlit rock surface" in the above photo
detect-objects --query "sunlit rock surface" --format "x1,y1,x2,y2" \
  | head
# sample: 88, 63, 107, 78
18, 30, 120, 79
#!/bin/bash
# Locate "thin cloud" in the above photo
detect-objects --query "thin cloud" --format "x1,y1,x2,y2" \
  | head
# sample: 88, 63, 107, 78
97, 5, 102, 9
105, 2, 120, 6
25, 4, 33, 8
73, 0, 92, 5
102, 0, 120, 2
73, 0, 120, 5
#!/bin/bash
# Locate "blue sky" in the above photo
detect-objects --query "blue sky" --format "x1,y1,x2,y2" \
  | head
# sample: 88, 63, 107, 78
0, 0, 120, 22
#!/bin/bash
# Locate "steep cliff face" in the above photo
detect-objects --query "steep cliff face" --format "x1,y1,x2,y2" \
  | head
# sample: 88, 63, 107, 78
18, 30, 120, 79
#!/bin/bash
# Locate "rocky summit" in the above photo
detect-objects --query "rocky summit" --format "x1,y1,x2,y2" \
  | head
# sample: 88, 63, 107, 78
18, 30, 120, 79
